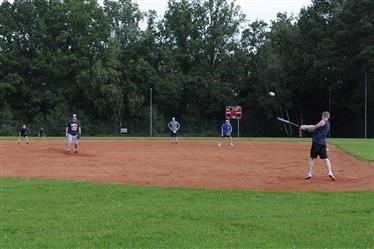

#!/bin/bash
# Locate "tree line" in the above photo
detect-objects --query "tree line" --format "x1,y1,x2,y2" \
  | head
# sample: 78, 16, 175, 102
0, 0, 372, 137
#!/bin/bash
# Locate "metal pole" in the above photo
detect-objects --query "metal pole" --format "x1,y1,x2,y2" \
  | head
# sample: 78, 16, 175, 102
150, 88, 153, 137
329, 89, 331, 138
364, 72, 368, 139
328, 90, 331, 114
237, 118, 240, 139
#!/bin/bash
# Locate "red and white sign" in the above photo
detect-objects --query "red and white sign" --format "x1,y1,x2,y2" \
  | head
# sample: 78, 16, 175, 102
225, 106, 242, 119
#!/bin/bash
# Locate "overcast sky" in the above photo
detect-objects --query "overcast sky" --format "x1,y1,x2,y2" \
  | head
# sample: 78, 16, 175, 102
1, 0, 312, 23
133, 0, 312, 23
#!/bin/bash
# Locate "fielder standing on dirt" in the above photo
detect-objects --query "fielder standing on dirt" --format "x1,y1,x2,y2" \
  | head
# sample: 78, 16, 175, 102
18, 124, 29, 144
218, 119, 234, 147
300, 111, 336, 181
66, 114, 81, 153
168, 117, 180, 143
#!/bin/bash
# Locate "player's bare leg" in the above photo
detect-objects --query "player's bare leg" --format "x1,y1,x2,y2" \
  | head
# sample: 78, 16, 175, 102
304, 158, 314, 179
26, 136, 29, 144
66, 136, 70, 153
218, 137, 224, 147
229, 136, 234, 147
74, 144, 78, 153
324, 158, 335, 181
18, 136, 20, 144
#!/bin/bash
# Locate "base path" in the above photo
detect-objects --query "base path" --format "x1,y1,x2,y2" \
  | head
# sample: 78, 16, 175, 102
2, 140, 373, 190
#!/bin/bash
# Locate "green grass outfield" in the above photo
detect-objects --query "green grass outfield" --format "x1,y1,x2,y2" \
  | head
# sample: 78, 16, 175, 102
329, 138, 374, 161
2, 136, 373, 161
1, 178, 373, 249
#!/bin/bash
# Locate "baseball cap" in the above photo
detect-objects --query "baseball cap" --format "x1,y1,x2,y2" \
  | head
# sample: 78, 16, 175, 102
72, 114, 77, 117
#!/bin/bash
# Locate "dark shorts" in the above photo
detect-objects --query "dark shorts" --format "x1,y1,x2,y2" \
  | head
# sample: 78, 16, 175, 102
221, 133, 231, 138
20, 134, 27, 137
170, 131, 178, 137
310, 142, 328, 159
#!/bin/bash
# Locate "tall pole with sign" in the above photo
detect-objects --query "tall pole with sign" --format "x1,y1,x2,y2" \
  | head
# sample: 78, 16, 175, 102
225, 106, 242, 138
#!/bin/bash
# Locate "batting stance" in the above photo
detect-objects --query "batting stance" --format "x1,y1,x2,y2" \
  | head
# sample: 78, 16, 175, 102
168, 117, 180, 143
65, 114, 81, 153
18, 124, 29, 144
218, 119, 234, 147
300, 111, 336, 181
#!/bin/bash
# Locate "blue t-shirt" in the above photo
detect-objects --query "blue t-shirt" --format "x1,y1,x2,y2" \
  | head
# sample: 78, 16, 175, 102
221, 123, 232, 135
66, 119, 80, 136
312, 120, 330, 145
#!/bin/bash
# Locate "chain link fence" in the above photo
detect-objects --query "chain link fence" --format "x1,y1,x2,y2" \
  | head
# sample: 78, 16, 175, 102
1, 115, 372, 138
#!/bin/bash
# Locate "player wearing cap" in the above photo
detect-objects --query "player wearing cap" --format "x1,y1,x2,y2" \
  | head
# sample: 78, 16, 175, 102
168, 117, 181, 143
18, 124, 29, 144
65, 114, 81, 153
218, 119, 233, 147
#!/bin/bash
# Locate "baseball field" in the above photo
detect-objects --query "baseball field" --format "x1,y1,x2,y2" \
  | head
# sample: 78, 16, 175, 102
1, 138, 373, 248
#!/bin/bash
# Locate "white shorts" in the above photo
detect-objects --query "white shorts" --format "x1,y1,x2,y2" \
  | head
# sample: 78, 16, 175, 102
68, 134, 79, 144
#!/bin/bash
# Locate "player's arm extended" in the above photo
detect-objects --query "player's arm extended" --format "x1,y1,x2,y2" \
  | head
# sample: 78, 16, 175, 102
79, 126, 82, 135
301, 120, 325, 132
65, 126, 69, 136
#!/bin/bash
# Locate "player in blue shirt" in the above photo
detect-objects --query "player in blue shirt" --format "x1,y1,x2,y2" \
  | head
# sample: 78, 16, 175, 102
218, 119, 234, 147
300, 111, 335, 181
65, 114, 81, 153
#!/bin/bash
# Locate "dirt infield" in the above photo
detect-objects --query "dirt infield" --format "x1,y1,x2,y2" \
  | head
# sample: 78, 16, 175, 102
2, 139, 373, 190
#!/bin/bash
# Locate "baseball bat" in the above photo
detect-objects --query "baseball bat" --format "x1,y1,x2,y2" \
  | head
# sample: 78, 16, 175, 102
276, 117, 299, 127
276, 117, 303, 137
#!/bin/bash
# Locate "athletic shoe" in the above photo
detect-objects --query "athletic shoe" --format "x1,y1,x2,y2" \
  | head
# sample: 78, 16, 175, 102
66, 150, 70, 154
74, 150, 78, 154
230, 143, 234, 147
304, 174, 312, 180
328, 174, 336, 181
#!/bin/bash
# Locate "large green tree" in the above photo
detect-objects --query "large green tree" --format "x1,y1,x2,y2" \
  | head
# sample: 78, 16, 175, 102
0, 0, 372, 137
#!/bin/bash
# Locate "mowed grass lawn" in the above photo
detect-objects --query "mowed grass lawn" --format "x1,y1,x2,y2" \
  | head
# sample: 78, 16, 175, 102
1, 178, 373, 249
329, 138, 374, 161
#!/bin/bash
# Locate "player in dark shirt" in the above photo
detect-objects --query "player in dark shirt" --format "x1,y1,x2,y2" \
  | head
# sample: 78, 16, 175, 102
300, 111, 335, 181
38, 127, 45, 138
65, 114, 81, 153
18, 124, 29, 144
